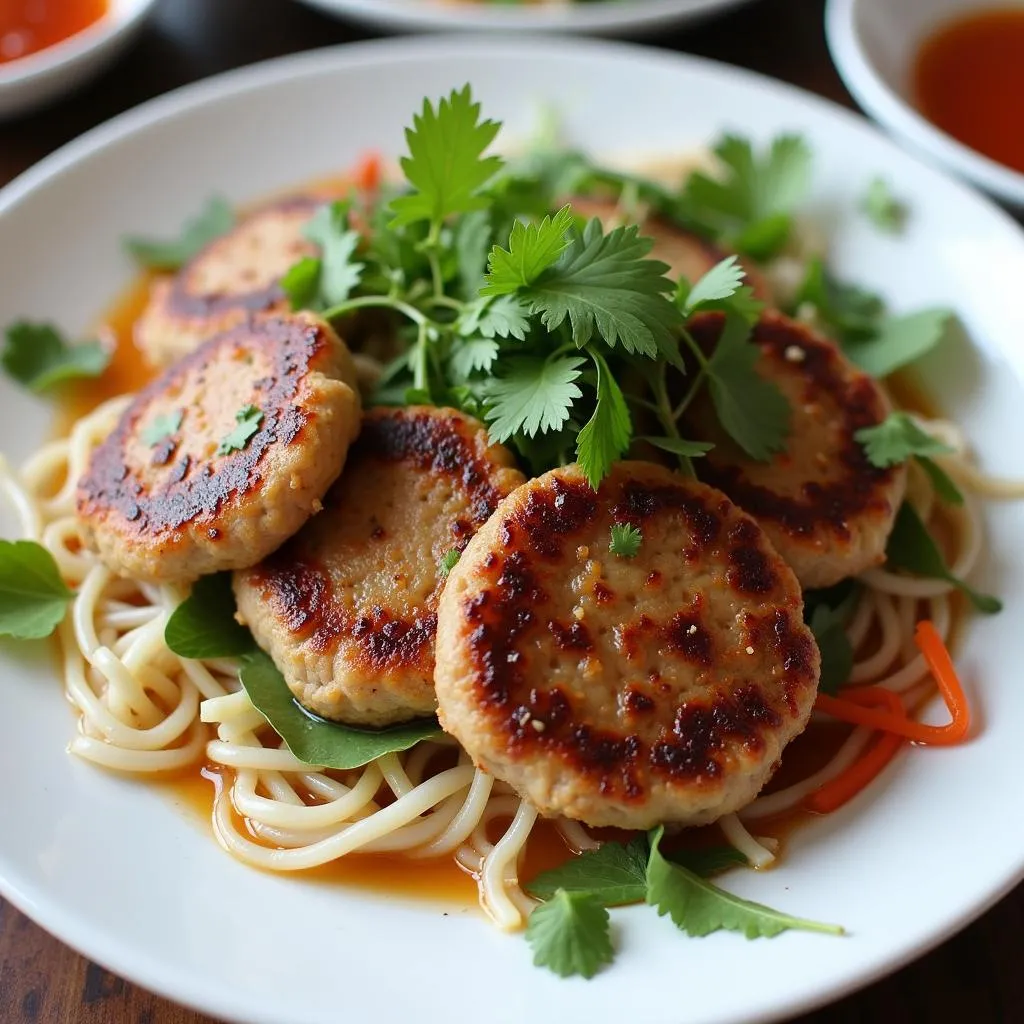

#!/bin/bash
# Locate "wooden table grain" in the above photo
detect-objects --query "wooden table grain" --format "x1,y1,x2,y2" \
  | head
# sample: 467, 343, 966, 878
1, 1, 1021, 1021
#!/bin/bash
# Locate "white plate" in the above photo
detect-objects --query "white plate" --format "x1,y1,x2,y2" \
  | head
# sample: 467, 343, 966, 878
294, 0, 753, 34
0, 0, 158, 120
2, 35, 1024, 1024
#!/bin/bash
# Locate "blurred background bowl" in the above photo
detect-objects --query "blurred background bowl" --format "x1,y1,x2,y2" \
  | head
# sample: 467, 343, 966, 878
0, 0, 158, 121
293, 0, 755, 36
825, 0, 1024, 207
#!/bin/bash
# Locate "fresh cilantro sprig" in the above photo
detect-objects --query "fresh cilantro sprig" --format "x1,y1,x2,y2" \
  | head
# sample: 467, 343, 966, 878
680, 134, 812, 260
141, 409, 183, 448
609, 523, 642, 558
523, 831, 840, 979
856, 412, 963, 505
438, 549, 461, 578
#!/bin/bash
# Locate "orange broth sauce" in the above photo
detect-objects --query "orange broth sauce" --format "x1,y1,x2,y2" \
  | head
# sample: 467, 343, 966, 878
913, 8, 1024, 176
0, 0, 108, 64
66, 264, 958, 901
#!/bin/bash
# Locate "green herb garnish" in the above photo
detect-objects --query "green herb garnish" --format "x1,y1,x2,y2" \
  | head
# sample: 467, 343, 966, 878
125, 196, 235, 271
608, 523, 642, 559
216, 404, 263, 456
525, 890, 613, 980
862, 177, 907, 234
141, 409, 184, 448
438, 549, 461, 578
164, 573, 255, 660
0, 540, 74, 640
886, 503, 1000, 613
239, 649, 442, 769
2, 322, 109, 393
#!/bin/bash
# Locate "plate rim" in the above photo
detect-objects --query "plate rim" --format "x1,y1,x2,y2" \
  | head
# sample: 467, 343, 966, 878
2, 33, 1024, 1024
292, 0, 754, 34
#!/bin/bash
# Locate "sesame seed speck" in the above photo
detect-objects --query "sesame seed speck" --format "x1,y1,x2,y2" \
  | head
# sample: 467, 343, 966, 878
531, 720, 546, 732
746, 645, 755, 655
784, 345, 806, 362
687, 624, 698, 635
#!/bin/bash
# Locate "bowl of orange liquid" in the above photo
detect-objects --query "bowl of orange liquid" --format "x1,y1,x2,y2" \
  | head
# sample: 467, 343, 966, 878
0, 0, 158, 120
825, 0, 1024, 207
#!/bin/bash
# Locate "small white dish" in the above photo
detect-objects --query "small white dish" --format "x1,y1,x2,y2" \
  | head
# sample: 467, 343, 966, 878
825, 0, 1024, 208
0, 0, 158, 121
294, 0, 754, 35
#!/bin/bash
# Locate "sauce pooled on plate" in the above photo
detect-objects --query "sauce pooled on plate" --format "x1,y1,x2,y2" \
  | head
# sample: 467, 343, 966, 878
1, 0, 108, 64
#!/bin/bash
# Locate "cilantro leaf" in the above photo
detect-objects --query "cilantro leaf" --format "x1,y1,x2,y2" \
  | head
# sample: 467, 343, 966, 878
485, 355, 585, 443
124, 196, 234, 271
438, 549, 461, 578
483, 205, 575, 294
917, 455, 964, 506
141, 409, 183, 447
389, 86, 503, 230
795, 258, 885, 343
281, 256, 322, 311
886, 503, 1001, 613
0, 540, 73, 640
239, 649, 442, 769
641, 436, 714, 458
844, 309, 953, 379
705, 313, 791, 461
809, 603, 854, 695
679, 255, 746, 315
576, 349, 632, 488
457, 294, 530, 341
526, 838, 649, 906
862, 177, 907, 234
646, 826, 843, 939
517, 219, 684, 360
303, 202, 364, 307
450, 337, 500, 380
668, 846, 748, 877
682, 134, 811, 258
165, 573, 255, 660
854, 412, 953, 467
609, 523, 642, 559
525, 890, 613, 980
2, 322, 110, 393
453, 209, 493, 298
216, 404, 263, 456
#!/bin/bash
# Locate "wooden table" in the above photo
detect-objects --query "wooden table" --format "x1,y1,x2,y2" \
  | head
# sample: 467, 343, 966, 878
1, 1, 1022, 1021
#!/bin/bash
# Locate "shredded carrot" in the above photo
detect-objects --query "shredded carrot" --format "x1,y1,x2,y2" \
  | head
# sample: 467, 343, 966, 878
805, 730, 904, 814
354, 151, 382, 195
805, 621, 972, 813
812, 621, 970, 746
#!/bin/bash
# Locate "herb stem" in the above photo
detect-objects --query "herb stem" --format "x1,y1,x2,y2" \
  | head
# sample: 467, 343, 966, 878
322, 295, 430, 328
679, 327, 711, 371
672, 369, 707, 421
651, 366, 694, 478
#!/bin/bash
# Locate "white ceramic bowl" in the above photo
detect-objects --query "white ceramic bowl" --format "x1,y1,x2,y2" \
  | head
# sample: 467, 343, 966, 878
294, 0, 754, 35
0, 0, 158, 121
825, 0, 1024, 207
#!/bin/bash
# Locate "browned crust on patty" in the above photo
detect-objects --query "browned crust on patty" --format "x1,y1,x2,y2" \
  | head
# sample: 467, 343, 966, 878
77, 313, 360, 581
685, 310, 905, 588
233, 406, 525, 726
435, 462, 819, 827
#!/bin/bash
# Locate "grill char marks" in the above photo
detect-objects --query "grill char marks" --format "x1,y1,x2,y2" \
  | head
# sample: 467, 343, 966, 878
80, 316, 326, 537
164, 195, 319, 321
684, 309, 907, 589
434, 461, 820, 830
76, 312, 361, 583
233, 406, 526, 728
